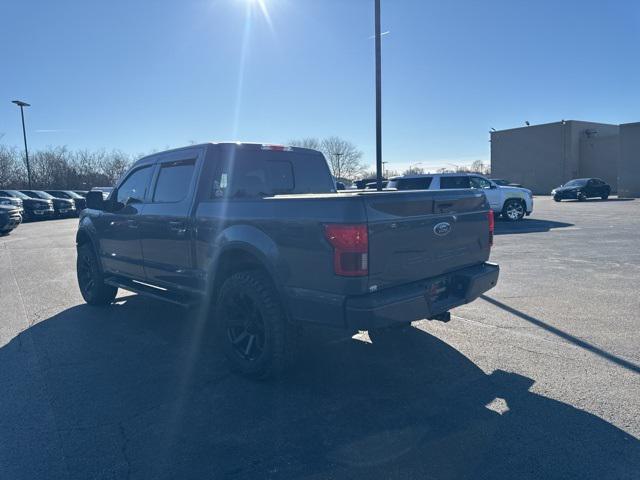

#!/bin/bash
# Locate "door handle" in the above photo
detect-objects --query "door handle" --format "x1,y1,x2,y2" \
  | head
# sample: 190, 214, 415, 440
169, 221, 188, 235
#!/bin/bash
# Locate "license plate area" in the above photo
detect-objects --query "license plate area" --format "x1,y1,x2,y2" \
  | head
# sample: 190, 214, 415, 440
424, 275, 467, 305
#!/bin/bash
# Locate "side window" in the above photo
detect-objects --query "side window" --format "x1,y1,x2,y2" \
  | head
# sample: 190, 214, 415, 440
152, 160, 196, 203
116, 166, 153, 204
440, 176, 471, 189
470, 176, 492, 189
398, 177, 433, 190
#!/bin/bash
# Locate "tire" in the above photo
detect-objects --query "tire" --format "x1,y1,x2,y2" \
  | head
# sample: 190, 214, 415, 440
368, 323, 412, 347
553, 196, 561, 202
76, 243, 117, 305
601, 194, 609, 200
502, 198, 526, 221
578, 192, 587, 201
216, 270, 291, 379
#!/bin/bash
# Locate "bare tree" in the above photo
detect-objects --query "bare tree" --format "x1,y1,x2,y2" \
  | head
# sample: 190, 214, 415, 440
289, 136, 367, 181
0, 146, 20, 188
101, 150, 132, 185
470, 160, 490, 175
288, 137, 321, 151
320, 137, 366, 180
403, 166, 425, 176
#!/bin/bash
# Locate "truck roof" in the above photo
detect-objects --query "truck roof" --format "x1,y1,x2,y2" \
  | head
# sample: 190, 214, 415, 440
136, 142, 322, 164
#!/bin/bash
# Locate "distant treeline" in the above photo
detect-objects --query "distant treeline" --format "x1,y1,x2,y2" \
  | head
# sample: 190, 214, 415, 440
0, 145, 134, 190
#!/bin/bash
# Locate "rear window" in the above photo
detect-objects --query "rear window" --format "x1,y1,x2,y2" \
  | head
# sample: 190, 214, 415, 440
440, 176, 471, 189
389, 177, 433, 190
212, 148, 335, 198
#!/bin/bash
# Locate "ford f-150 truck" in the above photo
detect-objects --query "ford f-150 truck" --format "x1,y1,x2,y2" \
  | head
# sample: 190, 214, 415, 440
76, 143, 499, 378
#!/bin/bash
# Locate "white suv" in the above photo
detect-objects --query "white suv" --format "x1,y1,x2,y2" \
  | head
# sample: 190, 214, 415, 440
387, 173, 533, 221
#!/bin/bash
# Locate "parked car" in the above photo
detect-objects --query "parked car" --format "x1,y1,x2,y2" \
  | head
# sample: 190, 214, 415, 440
20, 190, 76, 217
552, 178, 611, 202
90, 187, 114, 199
353, 178, 387, 189
0, 190, 55, 221
0, 195, 24, 215
387, 173, 534, 221
365, 181, 389, 189
490, 178, 524, 188
76, 142, 499, 378
0, 204, 22, 235
45, 190, 87, 213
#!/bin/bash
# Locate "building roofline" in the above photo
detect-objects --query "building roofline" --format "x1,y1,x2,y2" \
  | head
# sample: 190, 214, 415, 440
491, 120, 618, 135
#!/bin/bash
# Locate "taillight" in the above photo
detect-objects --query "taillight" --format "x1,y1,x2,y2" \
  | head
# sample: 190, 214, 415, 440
324, 224, 369, 276
487, 209, 495, 247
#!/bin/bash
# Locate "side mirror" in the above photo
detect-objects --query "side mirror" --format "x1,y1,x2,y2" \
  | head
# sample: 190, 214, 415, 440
336, 182, 346, 191
86, 191, 105, 210
490, 184, 498, 189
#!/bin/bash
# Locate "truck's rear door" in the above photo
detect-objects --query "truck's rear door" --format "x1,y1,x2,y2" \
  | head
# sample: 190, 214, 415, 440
363, 189, 491, 290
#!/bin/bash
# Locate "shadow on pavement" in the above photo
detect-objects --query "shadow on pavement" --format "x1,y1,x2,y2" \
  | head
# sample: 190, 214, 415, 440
481, 295, 640, 375
1, 296, 638, 479
559, 198, 636, 202
495, 218, 573, 235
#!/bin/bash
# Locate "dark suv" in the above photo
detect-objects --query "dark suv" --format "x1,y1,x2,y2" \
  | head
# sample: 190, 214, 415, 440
552, 178, 611, 201
45, 190, 87, 214
20, 191, 76, 217
0, 190, 55, 221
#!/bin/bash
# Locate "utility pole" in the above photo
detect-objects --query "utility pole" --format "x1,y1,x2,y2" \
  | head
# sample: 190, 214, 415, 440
374, 0, 383, 191
12, 100, 32, 189
333, 152, 343, 179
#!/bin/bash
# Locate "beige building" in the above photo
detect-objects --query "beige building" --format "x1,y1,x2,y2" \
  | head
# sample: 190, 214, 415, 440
491, 120, 639, 196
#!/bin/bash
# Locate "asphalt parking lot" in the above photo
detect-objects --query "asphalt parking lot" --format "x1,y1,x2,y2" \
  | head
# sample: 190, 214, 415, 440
1, 196, 639, 480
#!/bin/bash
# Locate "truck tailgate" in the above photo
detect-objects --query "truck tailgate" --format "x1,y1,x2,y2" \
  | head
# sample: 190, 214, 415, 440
363, 190, 491, 290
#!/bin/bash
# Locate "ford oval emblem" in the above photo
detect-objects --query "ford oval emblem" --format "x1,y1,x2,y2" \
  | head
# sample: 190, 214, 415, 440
434, 222, 452, 236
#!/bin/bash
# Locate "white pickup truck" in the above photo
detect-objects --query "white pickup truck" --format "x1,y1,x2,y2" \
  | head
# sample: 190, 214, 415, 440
387, 173, 533, 221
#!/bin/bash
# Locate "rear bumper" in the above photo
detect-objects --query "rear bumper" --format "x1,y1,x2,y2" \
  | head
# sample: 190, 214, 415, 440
344, 262, 499, 330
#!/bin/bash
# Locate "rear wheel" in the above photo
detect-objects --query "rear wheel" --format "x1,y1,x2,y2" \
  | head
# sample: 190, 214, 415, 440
76, 243, 117, 305
216, 270, 291, 379
601, 193, 609, 200
502, 199, 525, 221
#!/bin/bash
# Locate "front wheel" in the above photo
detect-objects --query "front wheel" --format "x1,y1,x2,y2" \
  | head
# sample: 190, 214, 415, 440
601, 194, 609, 200
216, 270, 292, 379
76, 243, 117, 305
578, 192, 587, 201
502, 199, 525, 221
553, 196, 561, 202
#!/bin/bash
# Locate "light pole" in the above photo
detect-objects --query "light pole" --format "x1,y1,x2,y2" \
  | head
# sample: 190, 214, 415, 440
333, 152, 343, 179
12, 100, 32, 189
374, 0, 383, 191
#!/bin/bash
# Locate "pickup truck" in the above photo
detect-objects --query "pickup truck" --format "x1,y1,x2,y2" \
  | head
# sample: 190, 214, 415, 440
76, 143, 499, 378
387, 173, 534, 221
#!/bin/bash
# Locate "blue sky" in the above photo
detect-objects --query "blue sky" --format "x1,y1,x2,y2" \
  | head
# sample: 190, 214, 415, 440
1, 0, 639, 172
